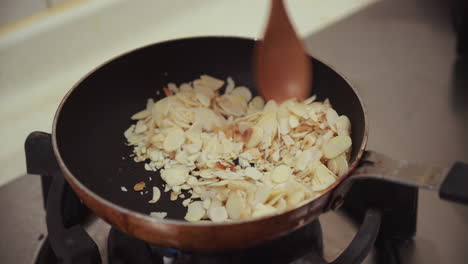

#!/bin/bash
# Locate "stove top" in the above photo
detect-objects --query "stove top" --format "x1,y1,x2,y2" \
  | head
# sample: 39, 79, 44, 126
25, 132, 383, 264
4, 167, 468, 264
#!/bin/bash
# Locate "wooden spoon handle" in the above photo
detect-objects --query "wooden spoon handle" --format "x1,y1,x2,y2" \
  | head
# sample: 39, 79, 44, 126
255, 0, 312, 103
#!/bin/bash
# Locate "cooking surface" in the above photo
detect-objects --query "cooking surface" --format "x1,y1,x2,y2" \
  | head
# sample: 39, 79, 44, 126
2, 0, 468, 263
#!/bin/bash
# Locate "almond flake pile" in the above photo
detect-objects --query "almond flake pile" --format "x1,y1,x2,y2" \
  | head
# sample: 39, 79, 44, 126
124, 75, 352, 222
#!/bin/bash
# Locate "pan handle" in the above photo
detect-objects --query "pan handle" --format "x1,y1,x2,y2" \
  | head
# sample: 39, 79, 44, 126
302, 208, 381, 264
340, 151, 468, 205
25, 132, 101, 264
328, 208, 382, 264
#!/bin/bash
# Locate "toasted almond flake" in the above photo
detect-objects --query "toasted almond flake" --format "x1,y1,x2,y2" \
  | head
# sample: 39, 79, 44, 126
180, 83, 192, 92
167, 83, 179, 94
304, 95, 317, 104
282, 135, 295, 147
217, 95, 248, 117
163, 87, 173, 96
254, 185, 271, 205
182, 198, 192, 207
134, 181, 146, 191
131, 110, 150, 120
271, 165, 290, 183
246, 126, 263, 148
203, 198, 212, 209
208, 206, 228, 222
336, 115, 351, 136
225, 77, 235, 94
263, 100, 277, 112
250, 96, 265, 109
200, 75, 225, 90
196, 92, 211, 107
149, 187, 161, 203
326, 108, 339, 128
288, 103, 307, 118
125, 75, 353, 223
135, 121, 148, 134
274, 198, 287, 210
150, 212, 167, 219
144, 163, 152, 171
252, 204, 277, 218
163, 127, 185, 152
185, 201, 205, 222
245, 167, 263, 180
327, 154, 349, 177
323, 136, 352, 159
161, 166, 189, 187
302, 134, 316, 149
230, 86, 252, 101
226, 191, 245, 220
289, 115, 300, 128
312, 164, 337, 191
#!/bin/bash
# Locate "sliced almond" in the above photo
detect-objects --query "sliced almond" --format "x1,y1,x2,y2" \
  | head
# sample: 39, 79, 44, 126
185, 201, 206, 222
125, 75, 353, 223
170, 192, 178, 201
225, 191, 246, 220
217, 95, 248, 117
249, 96, 265, 110
131, 110, 150, 120
312, 164, 337, 191
148, 187, 161, 203
182, 198, 192, 207
208, 206, 228, 222
134, 181, 146, 191
225, 77, 235, 94
326, 108, 339, 128
230, 86, 252, 101
200, 75, 225, 90
203, 198, 212, 209
327, 153, 349, 177
161, 166, 189, 187
150, 212, 167, 219
252, 204, 277, 218
246, 126, 263, 148
163, 127, 185, 152
288, 115, 300, 128
323, 136, 352, 159
336, 115, 351, 136
271, 165, 290, 183
244, 167, 263, 180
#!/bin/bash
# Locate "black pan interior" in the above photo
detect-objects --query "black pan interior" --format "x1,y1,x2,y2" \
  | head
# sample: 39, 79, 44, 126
55, 37, 366, 219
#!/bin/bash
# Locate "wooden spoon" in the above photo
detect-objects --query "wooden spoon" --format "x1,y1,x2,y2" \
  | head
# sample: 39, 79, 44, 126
255, 0, 312, 103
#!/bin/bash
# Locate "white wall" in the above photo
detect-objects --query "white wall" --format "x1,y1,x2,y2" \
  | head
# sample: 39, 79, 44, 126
0, 0, 69, 26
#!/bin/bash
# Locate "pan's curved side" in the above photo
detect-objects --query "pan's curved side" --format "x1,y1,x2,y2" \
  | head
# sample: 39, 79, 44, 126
61, 163, 330, 251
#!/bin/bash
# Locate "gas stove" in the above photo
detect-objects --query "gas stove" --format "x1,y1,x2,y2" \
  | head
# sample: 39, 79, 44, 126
25, 132, 383, 264
6, 132, 450, 264
1, 133, 460, 264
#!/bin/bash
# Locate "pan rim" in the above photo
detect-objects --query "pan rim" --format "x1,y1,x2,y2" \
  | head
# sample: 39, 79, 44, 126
51, 35, 368, 227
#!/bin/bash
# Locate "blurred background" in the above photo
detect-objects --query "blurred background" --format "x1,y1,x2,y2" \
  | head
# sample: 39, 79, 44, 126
0, 0, 467, 188
0, 0, 380, 186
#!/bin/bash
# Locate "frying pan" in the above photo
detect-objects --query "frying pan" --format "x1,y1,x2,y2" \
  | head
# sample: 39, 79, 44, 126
38, 37, 468, 257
